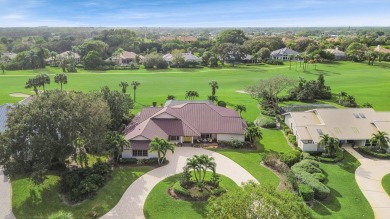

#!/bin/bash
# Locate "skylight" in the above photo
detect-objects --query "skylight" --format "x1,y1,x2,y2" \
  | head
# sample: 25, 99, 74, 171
353, 113, 360, 119
359, 113, 366, 118
317, 129, 324, 135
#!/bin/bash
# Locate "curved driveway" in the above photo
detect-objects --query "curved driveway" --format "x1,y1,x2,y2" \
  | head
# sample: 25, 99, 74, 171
344, 146, 390, 219
0, 167, 15, 219
101, 147, 257, 219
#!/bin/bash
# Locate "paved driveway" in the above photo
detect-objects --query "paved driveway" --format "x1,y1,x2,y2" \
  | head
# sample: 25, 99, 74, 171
0, 167, 15, 219
344, 146, 390, 219
101, 147, 257, 219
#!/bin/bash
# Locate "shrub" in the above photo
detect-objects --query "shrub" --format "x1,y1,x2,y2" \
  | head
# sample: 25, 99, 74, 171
287, 134, 297, 146
262, 152, 279, 168
318, 149, 344, 163
292, 159, 321, 174
292, 169, 330, 200
119, 158, 138, 164
298, 184, 314, 201
357, 146, 390, 159
209, 187, 226, 196
301, 152, 317, 161
283, 128, 292, 135
280, 150, 301, 167
217, 101, 226, 107
266, 59, 284, 65
144, 158, 159, 165
255, 116, 277, 128
312, 173, 326, 182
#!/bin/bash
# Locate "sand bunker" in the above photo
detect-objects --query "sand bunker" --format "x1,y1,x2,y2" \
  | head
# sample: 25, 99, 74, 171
236, 90, 249, 94
9, 93, 30, 98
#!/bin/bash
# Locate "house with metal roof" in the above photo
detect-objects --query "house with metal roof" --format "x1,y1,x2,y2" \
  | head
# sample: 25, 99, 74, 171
123, 101, 247, 158
283, 108, 390, 151
271, 48, 300, 60
163, 52, 201, 63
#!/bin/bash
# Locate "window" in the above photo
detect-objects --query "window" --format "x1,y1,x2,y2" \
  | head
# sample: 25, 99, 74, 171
201, 133, 211, 139
133, 150, 148, 157
168, 136, 180, 141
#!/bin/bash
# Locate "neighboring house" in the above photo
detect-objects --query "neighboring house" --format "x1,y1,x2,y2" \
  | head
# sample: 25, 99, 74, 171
123, 101, 247, 158
324, 47, 346, 60
46, 51, 81, 64
0, 96, 33, 133
0, 52, 17, 62
283, 108, 390, 152
374, 45, 390, 54
107, 51, 144, 66
163, 52, 202, 63
271, 48, 299, 60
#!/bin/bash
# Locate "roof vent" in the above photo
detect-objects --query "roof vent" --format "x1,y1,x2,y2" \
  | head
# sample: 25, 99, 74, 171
353, 113, 360, 119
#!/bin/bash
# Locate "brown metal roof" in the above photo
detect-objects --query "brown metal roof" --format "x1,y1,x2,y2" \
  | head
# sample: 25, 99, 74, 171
125, 102, 246, 141
130, 140, 150, 150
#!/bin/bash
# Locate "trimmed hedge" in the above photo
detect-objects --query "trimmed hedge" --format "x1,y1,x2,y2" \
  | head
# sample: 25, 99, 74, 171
291, 159, 322, 174
119, 157, 160, 165
318, 149, 345, 163
287, 134, 297, 146
256, 116, 277, 128
280, 150, 301, 167
301, 152, 317, 161
173, 181, 190, 196
292, 168, 330, 200
357, 146, 390, 159
119, 158, 138, 164
312, 173, 326, 182
298, 184, 314, 201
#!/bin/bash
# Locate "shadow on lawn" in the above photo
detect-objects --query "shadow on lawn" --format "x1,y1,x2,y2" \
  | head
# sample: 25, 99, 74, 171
312, 187, 342, 216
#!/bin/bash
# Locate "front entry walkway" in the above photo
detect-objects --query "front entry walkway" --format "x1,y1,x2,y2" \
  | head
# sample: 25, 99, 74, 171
344, 146, 390, 219
101, 147, 257, 219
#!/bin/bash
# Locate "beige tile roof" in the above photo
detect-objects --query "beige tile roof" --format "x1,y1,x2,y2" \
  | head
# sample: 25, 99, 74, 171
374, 45, 390, 54
288, 108, 390, 142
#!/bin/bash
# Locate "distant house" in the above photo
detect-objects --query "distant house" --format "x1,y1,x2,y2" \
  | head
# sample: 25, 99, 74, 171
0, 96, 33, 133
46, 51, 81, 64
324, 47, 346, 60
283, 108, 390, 152
123, 101, 247, 158
163, 52, 201, 63
374, 45, 390, 54
107, 51, 144, 66
1, 52, 17, 62
271, 48, 299, 60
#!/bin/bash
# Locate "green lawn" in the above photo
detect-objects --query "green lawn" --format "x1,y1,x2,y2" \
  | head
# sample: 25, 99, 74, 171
144, 173, 239, 219
12, 166, 154, 219
311, 152, 374, 219
2, 62, 390, 121
212, 128, 293, 187
382, 173, 390, 196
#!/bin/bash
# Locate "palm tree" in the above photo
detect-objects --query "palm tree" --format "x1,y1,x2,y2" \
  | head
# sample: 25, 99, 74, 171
25, 78, 40, 95
106, 132, 131, 164
288, 54, 294, 70
338, 91, 347, 104
245, 126, 263, 144
319, 134, 339, 156
234, 104, 246, 116
166, 94, 175, 100
131, 81, 141, 102
208, 95, 218, 103
370, 131, 389, 151
1, 63, 5, 74
149, 137, 175, 165
314, 54, 320, 70
186, 156, 200, 182
209, 80, 219, 96
185, 90, 199, 100
36, 74, 50, 91
119, 81, 129, 93
198, 155, 216, 182
54, 73, 68, 91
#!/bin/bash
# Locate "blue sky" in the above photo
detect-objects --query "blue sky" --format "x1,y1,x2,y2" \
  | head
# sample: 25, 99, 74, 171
0, 0, 389, 27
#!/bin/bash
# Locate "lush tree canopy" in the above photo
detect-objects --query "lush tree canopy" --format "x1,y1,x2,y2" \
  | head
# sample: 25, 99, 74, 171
0, 90, 111, 183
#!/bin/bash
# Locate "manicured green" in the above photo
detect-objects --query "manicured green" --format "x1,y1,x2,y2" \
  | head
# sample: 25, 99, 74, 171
12, 166, 154, 219
382, 173, 390, 196
144, 173, 238, 219
311, 153, 374, 219
2, 62, 390, 122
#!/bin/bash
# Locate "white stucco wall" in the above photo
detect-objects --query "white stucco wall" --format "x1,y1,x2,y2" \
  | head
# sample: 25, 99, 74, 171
217, 134, 245, 142
122, 149, 158, 158
301, 143, 319, 152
